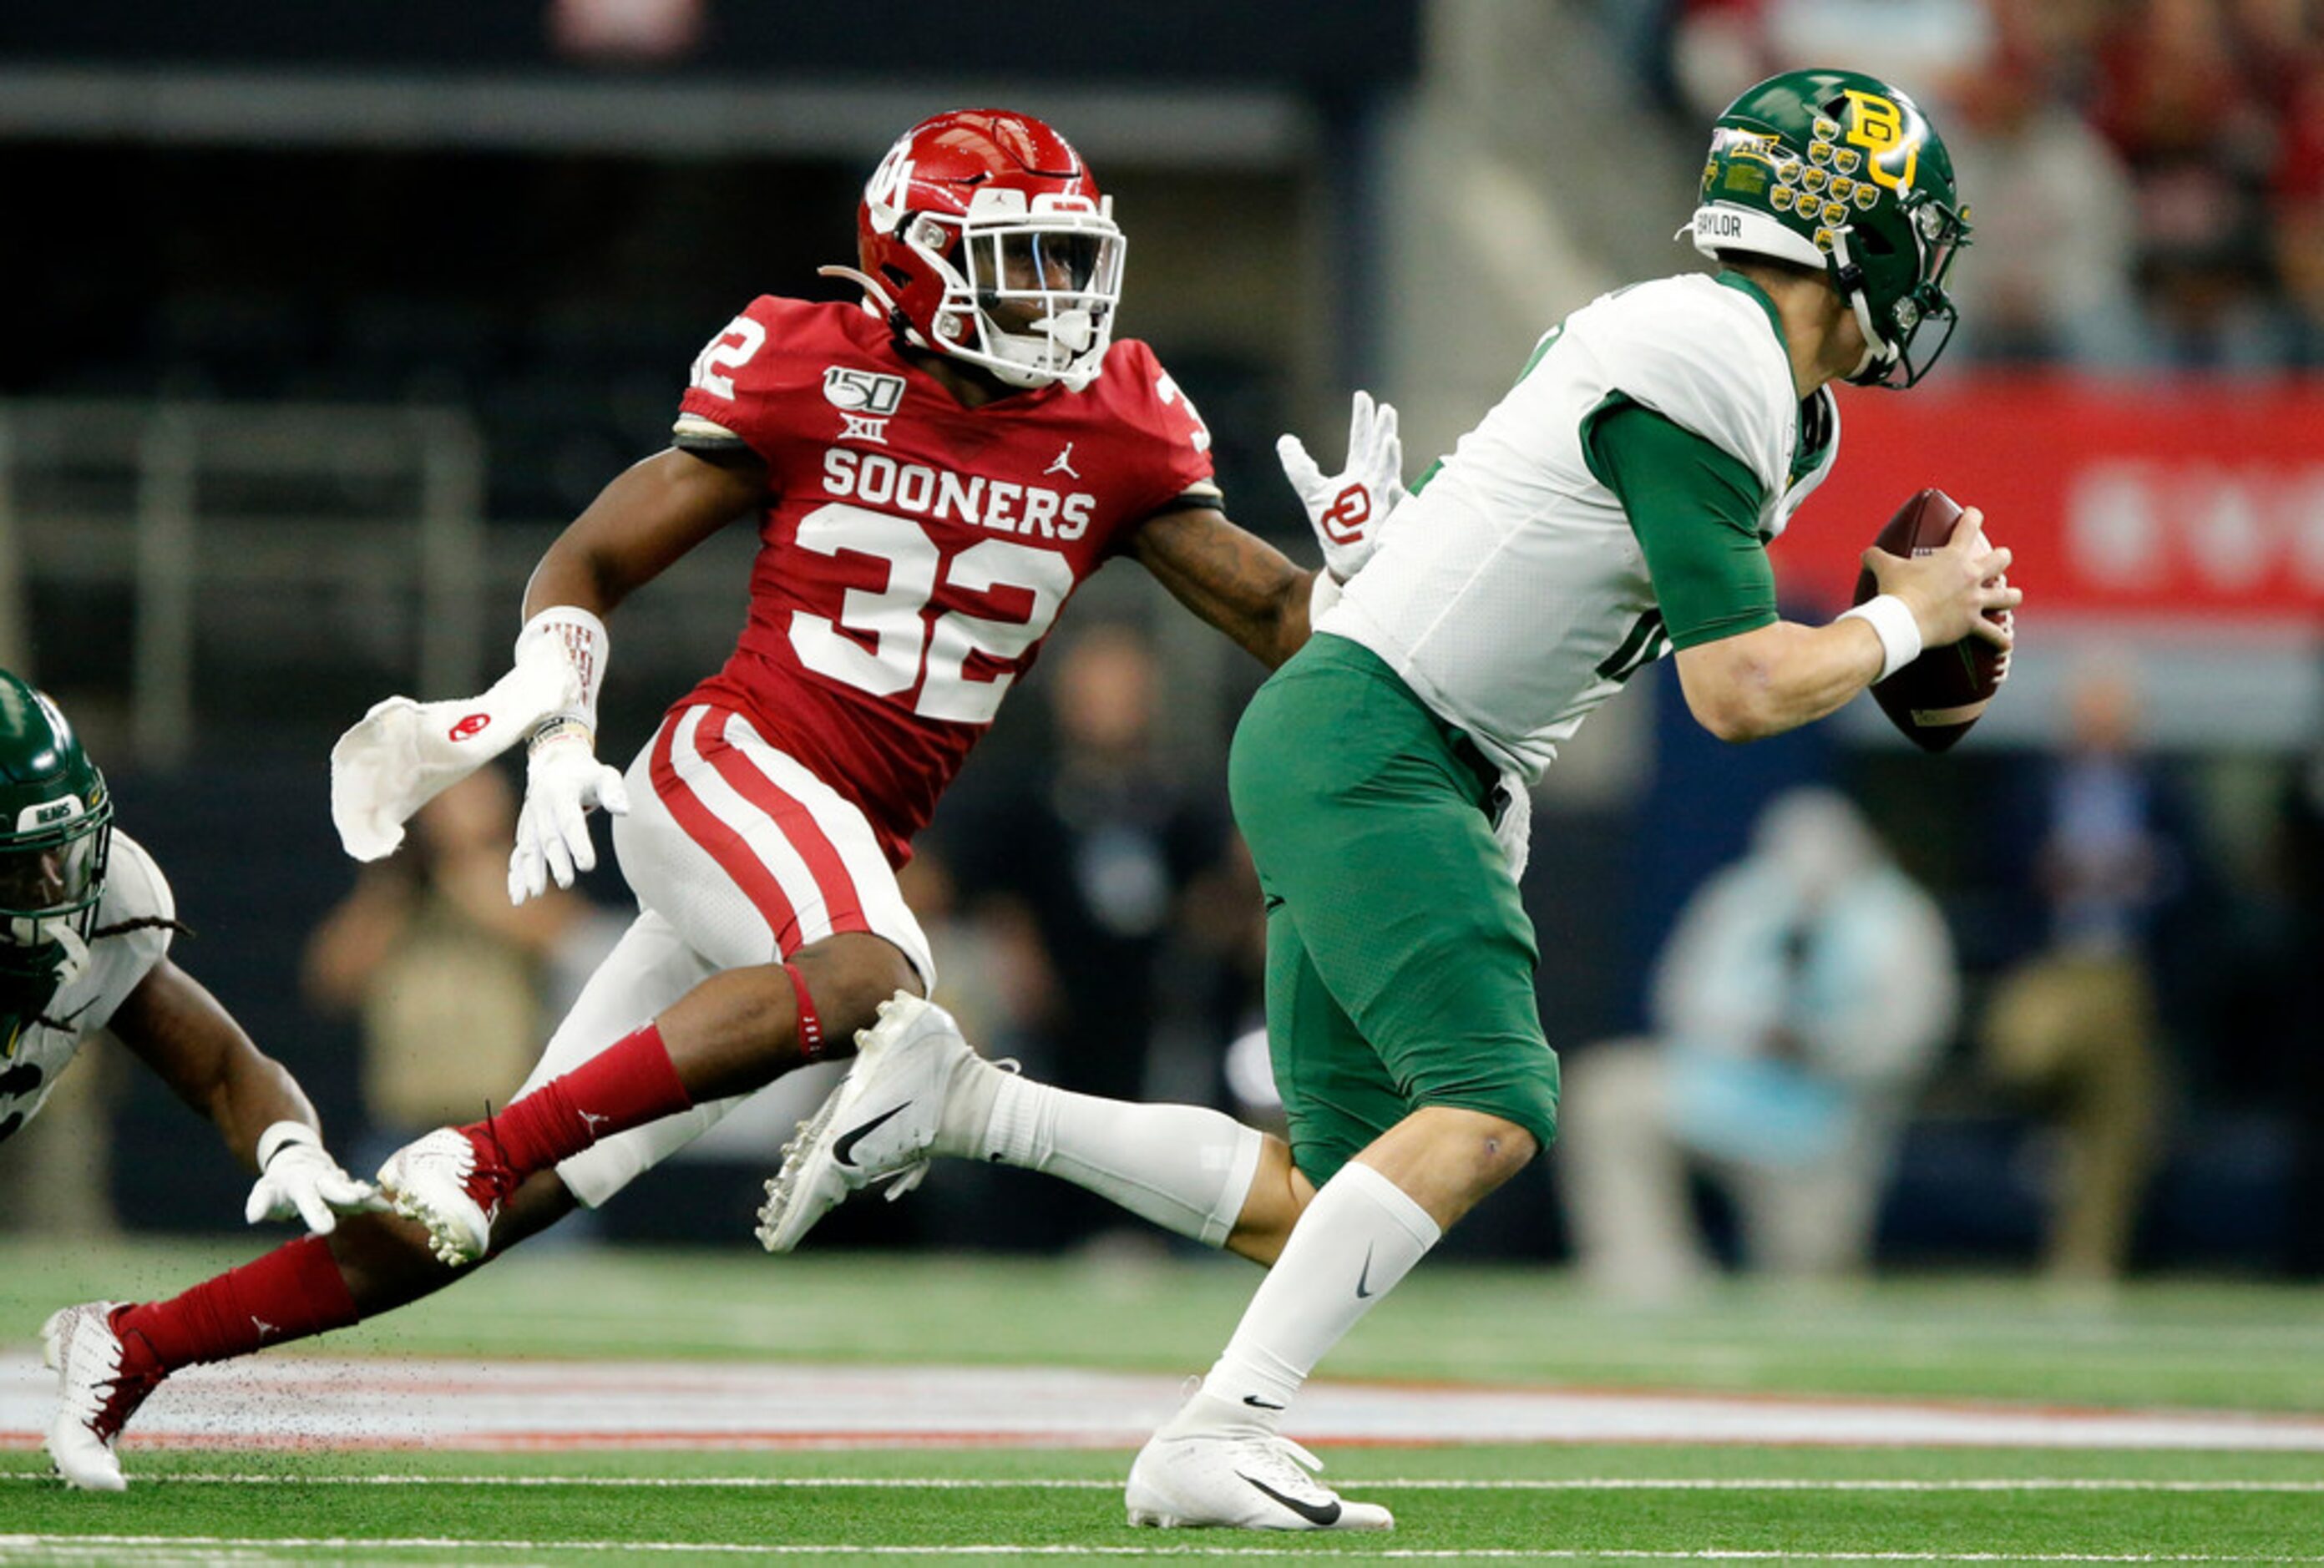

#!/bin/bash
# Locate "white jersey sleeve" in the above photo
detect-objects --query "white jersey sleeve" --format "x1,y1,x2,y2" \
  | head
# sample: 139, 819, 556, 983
1321, 272, 1831, 780
0, 833, 175, 1141
1584, 276, 1800, 515
76, 832, 176, 1034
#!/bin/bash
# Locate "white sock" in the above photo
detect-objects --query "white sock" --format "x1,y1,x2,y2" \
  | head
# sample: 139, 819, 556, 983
1195, 1161, 1440, 1424
939, 1068, 1264, 1248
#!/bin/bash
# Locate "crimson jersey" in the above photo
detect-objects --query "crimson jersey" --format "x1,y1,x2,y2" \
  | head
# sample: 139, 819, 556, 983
670, 296, 1218, 865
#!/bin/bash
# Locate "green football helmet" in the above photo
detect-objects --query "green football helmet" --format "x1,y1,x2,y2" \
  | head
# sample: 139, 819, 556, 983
0, 670, 113, 1028
1685, 68, 1972, 388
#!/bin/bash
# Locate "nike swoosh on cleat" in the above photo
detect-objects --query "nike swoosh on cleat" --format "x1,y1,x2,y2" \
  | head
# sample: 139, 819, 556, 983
1238, 1471, 1341, 1527
1355, 1243, 1376, 1299
832, 1103, 912, 1168
1242, 1394, 1286, 1411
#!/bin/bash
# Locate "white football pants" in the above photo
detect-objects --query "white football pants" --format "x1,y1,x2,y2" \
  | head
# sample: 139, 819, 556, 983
517, 702, 937, 1207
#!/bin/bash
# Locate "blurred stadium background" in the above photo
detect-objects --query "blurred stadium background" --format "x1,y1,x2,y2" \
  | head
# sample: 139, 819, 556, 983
1, 0, 2319, 1293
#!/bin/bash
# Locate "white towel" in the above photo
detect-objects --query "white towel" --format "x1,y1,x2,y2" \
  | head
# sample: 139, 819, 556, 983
328, 645, 574, 862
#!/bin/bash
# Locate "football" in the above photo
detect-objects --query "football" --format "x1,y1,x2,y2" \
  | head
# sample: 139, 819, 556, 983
1851, 488, 2010, 754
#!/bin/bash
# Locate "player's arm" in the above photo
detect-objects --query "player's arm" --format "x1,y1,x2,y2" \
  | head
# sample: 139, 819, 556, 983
1675, 523, 2014, 742
108, 961, 309, 1170
494, 444, 766, 898
1127, 502, 1318, 670
522, 445, 765, 619
107, 961, 378, 1231
1589, 402, 2009, 742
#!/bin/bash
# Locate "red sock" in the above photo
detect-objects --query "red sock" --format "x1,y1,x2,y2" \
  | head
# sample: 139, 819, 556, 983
112, 1234, 361, 1374
467, 1021, 693, 1179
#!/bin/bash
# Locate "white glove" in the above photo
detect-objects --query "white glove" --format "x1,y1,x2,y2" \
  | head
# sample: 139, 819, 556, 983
1277, 389, 1408, 582
1491, 769, 1532, 883
329, 633, 580, 862
244, 1121, 386, 1235
508, 723, 631, 904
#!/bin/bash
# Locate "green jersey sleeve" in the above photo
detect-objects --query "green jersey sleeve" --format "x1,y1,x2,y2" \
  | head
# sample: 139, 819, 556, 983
1582, 397, 1779, 651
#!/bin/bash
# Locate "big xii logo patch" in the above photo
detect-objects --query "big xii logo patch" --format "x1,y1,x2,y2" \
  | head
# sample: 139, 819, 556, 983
825, 366, 907, 445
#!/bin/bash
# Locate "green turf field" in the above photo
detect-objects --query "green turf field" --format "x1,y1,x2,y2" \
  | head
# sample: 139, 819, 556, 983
5, 1239, 2321, 1564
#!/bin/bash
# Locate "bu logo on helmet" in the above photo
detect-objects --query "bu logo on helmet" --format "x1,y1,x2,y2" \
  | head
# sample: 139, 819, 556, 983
1840, 90, 1920, 194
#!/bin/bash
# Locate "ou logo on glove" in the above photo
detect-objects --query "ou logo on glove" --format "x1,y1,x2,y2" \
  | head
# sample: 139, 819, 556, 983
448, 712, 492, 743
1322, 483, 1372, 544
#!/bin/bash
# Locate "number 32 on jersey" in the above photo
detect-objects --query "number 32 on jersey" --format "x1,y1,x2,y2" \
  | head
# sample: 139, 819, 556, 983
788, 503, 1073, 726
688, 313, 1076, 729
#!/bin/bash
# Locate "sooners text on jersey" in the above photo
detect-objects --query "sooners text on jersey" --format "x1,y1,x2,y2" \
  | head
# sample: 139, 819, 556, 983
672, 295, 1216, 864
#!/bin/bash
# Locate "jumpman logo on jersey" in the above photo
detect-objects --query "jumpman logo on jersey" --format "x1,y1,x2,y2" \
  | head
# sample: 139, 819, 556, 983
1045, 443, 1081, 480
579, 1110, 612, 1135
251, 1317, 280, 1341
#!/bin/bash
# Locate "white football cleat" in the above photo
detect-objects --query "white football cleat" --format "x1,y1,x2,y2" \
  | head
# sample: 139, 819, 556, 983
1126, 1394, 1393, 1531
377, 1127, 507, 1266
43, 1301, 162, 1492
756, 992, 982, 1253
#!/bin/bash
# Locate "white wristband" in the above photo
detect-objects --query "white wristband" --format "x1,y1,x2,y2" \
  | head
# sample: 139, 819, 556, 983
1308, 570, 1344, 625
255, 1120, 320, 1171
1837, 594, 1923, 684
514, 606, 610, 733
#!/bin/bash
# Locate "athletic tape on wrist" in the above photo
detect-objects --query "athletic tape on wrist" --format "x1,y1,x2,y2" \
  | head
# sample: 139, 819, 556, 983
256, 1120, 320, 1171
1308, 570, 1344, 625
514, 606, 610, 733
1837, 594, 1922, 684
526, 715, 596, 756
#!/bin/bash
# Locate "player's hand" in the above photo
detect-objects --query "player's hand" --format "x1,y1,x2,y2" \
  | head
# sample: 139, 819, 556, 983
509, 723, 631, 904
1278, 390, 1408, 582
1863, 505, 2020, 650
244, 1124, 387, 1235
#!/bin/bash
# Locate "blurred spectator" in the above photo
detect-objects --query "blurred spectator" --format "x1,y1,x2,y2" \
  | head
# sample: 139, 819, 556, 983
1943, 43, 2145, 367
2086, 0, 2284, 369
2268, 49, 2324, 365
1640, 0, 2324, 371
302, 769, 620, 1164
937, 622, 1235, 1247
1560, 788, 1958, 1299
1664, 0, 1992, 126
1979, 656, 2185, 1284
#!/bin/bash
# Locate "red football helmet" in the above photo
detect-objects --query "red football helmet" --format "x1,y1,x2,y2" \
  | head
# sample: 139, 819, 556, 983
824, 109, 1126, 392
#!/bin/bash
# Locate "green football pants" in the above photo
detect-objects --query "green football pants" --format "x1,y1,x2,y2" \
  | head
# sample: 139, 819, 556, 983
1227, 632, 1561, 1186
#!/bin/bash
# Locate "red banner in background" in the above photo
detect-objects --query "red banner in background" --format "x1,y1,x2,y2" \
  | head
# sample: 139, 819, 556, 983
1770, 375, 2324, 626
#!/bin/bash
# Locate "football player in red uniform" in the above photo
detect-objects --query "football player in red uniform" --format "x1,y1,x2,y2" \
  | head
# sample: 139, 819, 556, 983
43, 109, 1397, 1490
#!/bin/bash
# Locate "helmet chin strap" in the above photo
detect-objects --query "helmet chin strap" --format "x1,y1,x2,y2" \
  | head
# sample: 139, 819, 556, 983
1826, 228, 1900, 385
818, 265, 920, 338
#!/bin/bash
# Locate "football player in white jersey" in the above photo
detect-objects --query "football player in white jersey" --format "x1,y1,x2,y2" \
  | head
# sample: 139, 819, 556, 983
776, 68, 2018, 1531
0, 669, 382, 1490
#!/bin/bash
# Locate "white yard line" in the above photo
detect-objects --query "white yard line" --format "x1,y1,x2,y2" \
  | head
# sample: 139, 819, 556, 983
7, 1355, 2324, 1451
5, 1536, 2324, 1563
6, 1538, 2324, 1563
68, 1473, 2324, 1493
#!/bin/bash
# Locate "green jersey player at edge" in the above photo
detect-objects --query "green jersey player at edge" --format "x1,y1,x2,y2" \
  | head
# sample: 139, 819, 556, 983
1120, 66, 2016, 1532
